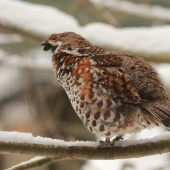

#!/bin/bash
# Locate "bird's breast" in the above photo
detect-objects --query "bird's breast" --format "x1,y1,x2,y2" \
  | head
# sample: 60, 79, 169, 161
58, 59, 129, 138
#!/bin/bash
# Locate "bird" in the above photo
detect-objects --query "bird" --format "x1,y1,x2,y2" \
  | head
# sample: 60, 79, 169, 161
41, 32, 170, 147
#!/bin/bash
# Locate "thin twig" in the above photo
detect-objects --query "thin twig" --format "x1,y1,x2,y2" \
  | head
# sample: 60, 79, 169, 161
6, 157, 57, 170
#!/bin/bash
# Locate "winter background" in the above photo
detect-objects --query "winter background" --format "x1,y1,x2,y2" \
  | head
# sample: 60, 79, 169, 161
0, 0, 170, 169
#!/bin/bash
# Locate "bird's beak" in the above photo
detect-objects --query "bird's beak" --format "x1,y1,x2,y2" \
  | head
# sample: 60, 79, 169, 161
41, 40, 47, 46
41, 39, 53, 51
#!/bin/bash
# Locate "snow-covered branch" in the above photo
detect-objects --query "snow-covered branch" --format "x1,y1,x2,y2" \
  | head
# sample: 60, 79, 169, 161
6, 157, 56, 170
1, 131, 170, 170
0, 0, 170, 63
90, 0, 170, 23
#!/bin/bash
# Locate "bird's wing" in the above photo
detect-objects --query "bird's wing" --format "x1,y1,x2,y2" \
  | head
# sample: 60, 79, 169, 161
91, 53, 170, 128
91, 54, 141, 103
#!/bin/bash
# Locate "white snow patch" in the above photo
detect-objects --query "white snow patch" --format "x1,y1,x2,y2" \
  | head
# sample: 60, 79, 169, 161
0, 131, 98, 147
0, 130, 170, 147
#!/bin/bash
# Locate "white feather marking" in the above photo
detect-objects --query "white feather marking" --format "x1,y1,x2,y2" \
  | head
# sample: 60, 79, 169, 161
61, 64, 65, 69
62, 48, 88, 56
78, 69, 82, 74
84, 67, 89, 72
90, 69, 94, 74
73, 63, 78, 69
92, 93, 97, 101
101, 101, 107, 109
89, 60, 96, 65
72, 85, 80, 92
93, 72, 99, 81
54, 41, 62, 54
78, 78, 84, 83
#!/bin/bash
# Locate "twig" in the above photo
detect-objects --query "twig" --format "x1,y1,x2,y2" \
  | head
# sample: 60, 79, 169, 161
6, 157, 57, 170
86, 0, 120, 27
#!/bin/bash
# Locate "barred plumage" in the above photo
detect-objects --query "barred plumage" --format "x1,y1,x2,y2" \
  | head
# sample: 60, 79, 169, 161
41, 32, 170, 147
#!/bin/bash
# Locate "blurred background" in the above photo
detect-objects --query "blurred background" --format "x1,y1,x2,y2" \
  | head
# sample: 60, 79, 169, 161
0, 0, 170, 169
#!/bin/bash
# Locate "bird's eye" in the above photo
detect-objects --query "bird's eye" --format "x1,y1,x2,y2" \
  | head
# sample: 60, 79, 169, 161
50, 35, 57, 40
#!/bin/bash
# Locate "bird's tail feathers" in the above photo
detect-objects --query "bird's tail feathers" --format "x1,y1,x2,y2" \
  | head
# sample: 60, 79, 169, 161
143, 100, 170, 128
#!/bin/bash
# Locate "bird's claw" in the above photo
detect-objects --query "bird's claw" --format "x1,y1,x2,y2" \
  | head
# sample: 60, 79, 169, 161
97, 135, 123, 148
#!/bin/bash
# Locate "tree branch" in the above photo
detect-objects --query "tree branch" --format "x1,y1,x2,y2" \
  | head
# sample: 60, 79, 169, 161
1, 131, 170, 169
0, 0, 170, 64
1, 135, 170, 160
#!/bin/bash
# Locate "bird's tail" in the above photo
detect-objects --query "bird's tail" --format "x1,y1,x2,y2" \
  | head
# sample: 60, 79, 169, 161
142, 100, 170, 128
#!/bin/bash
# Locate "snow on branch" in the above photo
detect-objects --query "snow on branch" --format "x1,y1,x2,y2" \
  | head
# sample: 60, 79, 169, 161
0, 0, 170, 63
1, 131, 170, 170
6, 157, 54, 170
90, 0, 170, 23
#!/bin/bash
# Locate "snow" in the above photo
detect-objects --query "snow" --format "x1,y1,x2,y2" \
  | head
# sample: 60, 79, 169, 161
0, 0, 79, 37
1, 129, 170, 170
0, 130, 169, 147
0, 131, 98, 147
0, 0, 170, 55
90, 0, 170, 21
6, 156, 46, 170
82, 127, 170, 170
0, 1, 170, 169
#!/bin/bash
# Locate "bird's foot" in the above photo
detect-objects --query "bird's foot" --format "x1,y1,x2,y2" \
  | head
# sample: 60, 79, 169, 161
111, 135, 123, 146
97, 137, 111, 148
97, 135, 123, 148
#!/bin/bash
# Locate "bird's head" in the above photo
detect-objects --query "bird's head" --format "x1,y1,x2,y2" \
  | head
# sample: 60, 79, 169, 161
41, 32, 91, 54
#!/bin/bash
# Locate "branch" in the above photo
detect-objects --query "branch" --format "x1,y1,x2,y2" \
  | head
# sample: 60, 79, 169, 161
85, 0, 120, 27
0, 0, 170, 63
1, 131, 170, 170
6, 157, 57, 170
1, 138, 170, 160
